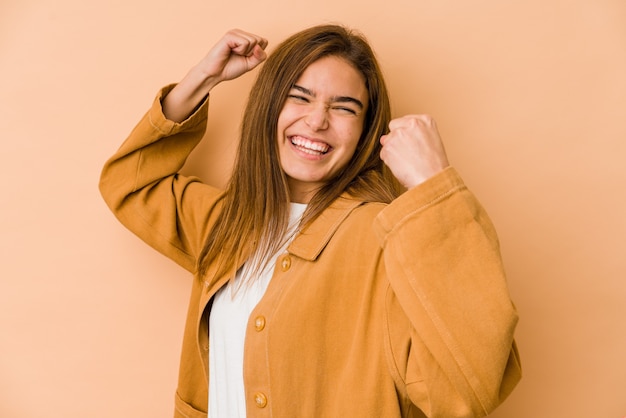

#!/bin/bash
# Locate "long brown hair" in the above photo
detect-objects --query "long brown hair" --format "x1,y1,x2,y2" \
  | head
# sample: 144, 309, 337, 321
198, 24, 401, 281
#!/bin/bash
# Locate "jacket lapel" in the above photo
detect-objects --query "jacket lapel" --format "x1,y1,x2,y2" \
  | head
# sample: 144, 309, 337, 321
288, 194, 364, 261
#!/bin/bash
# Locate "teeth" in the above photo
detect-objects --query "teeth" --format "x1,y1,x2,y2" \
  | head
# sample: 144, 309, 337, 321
291, 136, 330, 154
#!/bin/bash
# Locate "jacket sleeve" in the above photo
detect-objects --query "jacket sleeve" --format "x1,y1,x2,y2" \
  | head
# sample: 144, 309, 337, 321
99, 85, 224, 273
375, 167, 521, 418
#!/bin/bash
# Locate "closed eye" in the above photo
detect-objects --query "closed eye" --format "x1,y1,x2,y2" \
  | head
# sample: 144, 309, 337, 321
287, 94, 310, 103
331, 105, 358, 115
287, 85, 363, 116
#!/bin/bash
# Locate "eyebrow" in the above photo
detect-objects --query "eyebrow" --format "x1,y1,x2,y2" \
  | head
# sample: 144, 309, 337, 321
292, 84, 364, 110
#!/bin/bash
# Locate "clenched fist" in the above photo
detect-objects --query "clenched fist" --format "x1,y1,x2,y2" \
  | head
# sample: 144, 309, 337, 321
380, 115, 450, 189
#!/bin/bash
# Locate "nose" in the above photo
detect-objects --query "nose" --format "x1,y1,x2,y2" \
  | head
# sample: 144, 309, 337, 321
304, 104, 329, 131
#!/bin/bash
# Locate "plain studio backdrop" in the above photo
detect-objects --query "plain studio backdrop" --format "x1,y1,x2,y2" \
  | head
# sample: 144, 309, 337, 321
1, 0, 625, 416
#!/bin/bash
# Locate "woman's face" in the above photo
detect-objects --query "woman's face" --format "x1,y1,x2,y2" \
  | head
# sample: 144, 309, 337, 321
276, 55, 369, 203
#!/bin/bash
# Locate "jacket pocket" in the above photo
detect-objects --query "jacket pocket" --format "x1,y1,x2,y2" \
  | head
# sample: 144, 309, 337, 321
174, 392, 207, 418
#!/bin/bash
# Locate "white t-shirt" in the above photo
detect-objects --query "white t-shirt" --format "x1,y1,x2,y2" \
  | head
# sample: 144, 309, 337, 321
208, 203, 307, 418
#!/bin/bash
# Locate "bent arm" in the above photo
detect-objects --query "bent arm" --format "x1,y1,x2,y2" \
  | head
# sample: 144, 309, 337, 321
99, 29, 268, 269
99, 86, 221, 271
376, 167, 521, 417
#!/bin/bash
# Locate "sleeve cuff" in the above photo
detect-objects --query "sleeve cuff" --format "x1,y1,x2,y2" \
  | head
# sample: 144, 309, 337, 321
147, 84, 210, 136
375, 167, 467, 237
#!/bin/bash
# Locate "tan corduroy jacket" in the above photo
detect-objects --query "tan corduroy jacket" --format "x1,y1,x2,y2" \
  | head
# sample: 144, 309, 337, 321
99, 86, 521, 418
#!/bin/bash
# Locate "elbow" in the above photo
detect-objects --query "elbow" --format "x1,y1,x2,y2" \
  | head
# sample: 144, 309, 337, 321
412, 342, 522, 418
98, 170, 122, 212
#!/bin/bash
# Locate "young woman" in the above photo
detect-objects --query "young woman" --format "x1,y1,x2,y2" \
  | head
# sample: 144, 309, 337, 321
100, 25, 521, 418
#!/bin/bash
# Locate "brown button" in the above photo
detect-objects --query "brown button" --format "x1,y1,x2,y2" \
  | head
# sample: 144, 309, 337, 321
254, 316, 266, 331
280, 255, 291, 271
254, 392, 267, 408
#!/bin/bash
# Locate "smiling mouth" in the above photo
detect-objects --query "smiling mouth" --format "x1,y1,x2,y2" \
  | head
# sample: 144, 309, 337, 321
290, 136, 331, 155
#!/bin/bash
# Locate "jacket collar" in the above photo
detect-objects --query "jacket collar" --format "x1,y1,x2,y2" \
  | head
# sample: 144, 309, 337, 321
288, 194, 364, 261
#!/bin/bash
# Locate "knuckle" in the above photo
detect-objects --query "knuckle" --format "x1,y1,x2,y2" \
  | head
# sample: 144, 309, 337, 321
422, 114, 436, 126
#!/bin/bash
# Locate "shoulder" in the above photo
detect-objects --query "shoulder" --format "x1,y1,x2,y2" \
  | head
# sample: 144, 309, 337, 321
352, 200, 388, 218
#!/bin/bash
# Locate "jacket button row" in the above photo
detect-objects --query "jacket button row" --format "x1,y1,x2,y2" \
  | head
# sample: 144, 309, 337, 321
281, 255, 291, 271
254, 392, 267, 408
254, 316, 266, 332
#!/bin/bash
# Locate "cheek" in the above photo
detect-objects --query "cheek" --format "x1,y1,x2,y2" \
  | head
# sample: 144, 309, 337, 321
276, 107, 290, 135
277, 104, 303, 130
340, 122, 364, 154
276, 112, 287, 135
339, 121, 368, 166
333, 134, 362, 171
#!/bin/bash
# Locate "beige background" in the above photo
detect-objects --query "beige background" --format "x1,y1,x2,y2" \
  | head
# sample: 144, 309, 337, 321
1, 0, 625, 416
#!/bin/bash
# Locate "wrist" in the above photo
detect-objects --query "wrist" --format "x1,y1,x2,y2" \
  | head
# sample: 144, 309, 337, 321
188, 65, 222, 94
